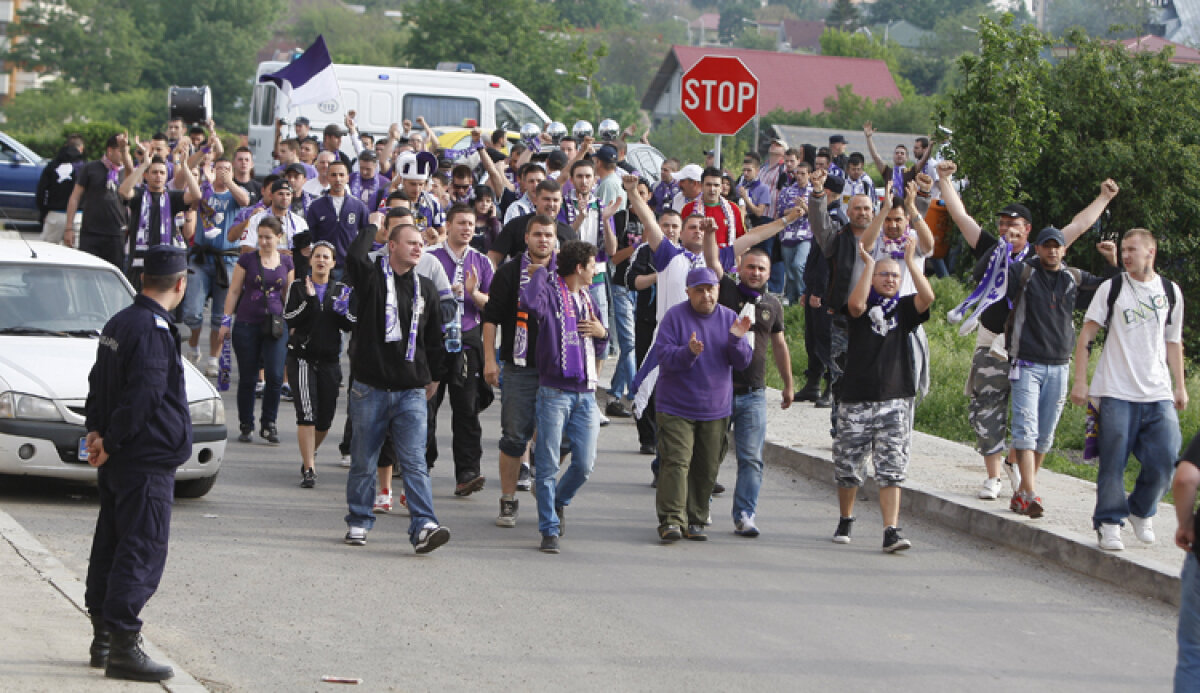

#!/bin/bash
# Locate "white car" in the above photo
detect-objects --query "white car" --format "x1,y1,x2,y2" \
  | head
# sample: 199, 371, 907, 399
0, 240, 225, 497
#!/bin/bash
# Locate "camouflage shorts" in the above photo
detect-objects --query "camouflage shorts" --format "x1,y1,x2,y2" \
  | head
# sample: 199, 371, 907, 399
966, 347, 1010, 457
832, 398, 912, 488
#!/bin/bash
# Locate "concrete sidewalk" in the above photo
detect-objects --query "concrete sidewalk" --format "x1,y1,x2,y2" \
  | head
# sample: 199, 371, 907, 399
760, 387, 1187, 605
0, 510, 206, 692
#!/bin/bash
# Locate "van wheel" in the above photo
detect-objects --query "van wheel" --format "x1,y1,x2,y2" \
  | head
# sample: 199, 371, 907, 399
175, 473, 218, 498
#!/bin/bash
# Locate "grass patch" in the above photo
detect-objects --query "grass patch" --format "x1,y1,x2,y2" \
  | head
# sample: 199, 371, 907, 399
765, 276, 1199, 502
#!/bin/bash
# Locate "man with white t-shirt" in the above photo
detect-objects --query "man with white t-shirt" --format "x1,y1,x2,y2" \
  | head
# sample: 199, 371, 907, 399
1070, 228, 1187, 551
229, 179, 308, 252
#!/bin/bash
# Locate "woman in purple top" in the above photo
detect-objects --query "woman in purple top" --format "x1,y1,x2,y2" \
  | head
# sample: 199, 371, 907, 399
218, 216, 295, 445
654, 267, 753, 543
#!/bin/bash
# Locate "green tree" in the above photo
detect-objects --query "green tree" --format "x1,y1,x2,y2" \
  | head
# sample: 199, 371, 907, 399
761, 85, 939, 136
555, 0, 635, 28
865, 0, 992, 31
826, 0, 861, 31
936, 14, 1054, 224
819, 28, 916, 96
1045, 0, 1151, 38
400, 0, 585, 114
719, 3, 753, 44
6, 0, 285, 125
292, 6, 407, 66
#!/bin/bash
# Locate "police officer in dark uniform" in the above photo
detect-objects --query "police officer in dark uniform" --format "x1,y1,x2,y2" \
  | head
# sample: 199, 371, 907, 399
84, 245, 192, 682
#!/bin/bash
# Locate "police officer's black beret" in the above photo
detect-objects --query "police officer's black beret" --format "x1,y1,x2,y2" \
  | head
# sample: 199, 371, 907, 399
144, 245, 189, 276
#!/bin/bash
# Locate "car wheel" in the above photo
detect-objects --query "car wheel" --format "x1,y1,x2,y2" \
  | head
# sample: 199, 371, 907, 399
175, 473, 218, 498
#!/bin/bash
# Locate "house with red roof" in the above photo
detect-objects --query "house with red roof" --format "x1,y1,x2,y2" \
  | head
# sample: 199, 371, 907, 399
641, 45, 902, 122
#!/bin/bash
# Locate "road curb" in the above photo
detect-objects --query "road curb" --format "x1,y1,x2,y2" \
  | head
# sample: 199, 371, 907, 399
0, 508, 208, 692
763, 441, 1182, 606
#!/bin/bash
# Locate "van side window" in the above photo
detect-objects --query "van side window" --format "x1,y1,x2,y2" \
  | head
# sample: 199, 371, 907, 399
256, 85, 277, 127
496, 100, 545, 132
403, 95, 480, 128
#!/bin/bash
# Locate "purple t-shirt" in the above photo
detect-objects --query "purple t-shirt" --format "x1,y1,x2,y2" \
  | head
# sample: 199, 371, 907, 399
429, 245, 494, 333
236, 252, 294, 324
654, 301, 752, 421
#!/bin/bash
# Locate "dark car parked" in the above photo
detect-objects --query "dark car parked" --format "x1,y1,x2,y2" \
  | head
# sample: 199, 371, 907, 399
0, 131, 46, 231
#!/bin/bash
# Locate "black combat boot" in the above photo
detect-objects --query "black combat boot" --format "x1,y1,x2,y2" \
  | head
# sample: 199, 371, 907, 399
89, 613, 110, 668
105, 630, 173, 682
814, 380, 833, 408
796, 377, 821, 402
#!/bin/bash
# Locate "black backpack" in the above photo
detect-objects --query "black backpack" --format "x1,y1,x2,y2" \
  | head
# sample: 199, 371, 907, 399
1100, 272, 1176, 344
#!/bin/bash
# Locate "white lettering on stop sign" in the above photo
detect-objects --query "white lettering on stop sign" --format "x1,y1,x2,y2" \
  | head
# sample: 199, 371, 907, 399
683, 78, 755, 113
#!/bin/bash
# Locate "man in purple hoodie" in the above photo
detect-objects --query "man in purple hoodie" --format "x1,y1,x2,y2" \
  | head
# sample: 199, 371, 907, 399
521, 240, 609, 553
654, 267, 753, 543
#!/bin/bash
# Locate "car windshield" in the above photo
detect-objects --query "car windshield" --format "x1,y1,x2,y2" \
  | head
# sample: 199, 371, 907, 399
0, 264, 132, 333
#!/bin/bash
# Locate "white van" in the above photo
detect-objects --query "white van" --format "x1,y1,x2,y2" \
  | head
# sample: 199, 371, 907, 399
246, 62, 550, 177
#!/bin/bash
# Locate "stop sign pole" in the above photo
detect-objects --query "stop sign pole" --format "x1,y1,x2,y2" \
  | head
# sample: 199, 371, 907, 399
679, 55, 759, 170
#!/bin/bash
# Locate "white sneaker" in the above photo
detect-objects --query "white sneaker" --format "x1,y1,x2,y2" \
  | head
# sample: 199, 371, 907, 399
374, 490, 392, 513
1097, 523, 1124, 551
204, 356, 220, 377
344, 526, 367, 546
340, 454, 352, 468
598, 412, 610, 427
1004, 461, 1021, 495
978, 477, 1002, 500
734, 512, 760, 537
184, 345, 201, 364
1128, 515, 1155, 544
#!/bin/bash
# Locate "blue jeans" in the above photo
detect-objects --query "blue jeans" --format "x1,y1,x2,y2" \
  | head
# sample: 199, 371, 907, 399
498, 364, 539, 458
346, 383, 437, 541
1093, 397, 1180, 528
731, 389, 766, 522
781, 240, 810, 303
1009, 362, 1068, 453
607, 284, 637, 400
181, 256, 236, 330
1179, 554, 1200, 691
533, 386, 599, 536
231, 320, 288, 430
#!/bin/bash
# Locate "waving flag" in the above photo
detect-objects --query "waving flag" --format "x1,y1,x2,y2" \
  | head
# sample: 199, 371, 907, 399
258, 35, 340, 108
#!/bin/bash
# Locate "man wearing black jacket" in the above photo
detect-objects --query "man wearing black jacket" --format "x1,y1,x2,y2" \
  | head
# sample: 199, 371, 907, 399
342, 213, 451, 553
36, 134, 85, 245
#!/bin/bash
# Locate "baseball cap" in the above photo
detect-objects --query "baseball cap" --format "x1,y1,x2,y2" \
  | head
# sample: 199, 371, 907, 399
675, 164, 703, 182
829, 134, 847, 144
284, 162, 307, 177
594, 145, 619, 165
1036, 226, 1066, 246
143, 245, 189, 276
295, 116, 311, 126
998, 203, 1032, 223
686, 267, 719, 288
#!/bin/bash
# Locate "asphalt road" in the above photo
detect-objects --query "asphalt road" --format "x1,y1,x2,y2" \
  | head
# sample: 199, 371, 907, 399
0, 371, 1181, 692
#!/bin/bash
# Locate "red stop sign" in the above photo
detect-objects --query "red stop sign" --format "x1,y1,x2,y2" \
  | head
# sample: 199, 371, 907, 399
679, 55, 759, 136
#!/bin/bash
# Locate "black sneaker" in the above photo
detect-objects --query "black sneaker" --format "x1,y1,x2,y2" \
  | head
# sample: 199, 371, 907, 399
639, 443, 656, 455
685, 524, 708, 541
260, 423, 279, 445
280, 383, 293, 402
414, 523, 450, 554
555, 505, 565, 537
496, 497, 518, 528
883, 526, 912, 553
539, 534, 560, 553
300, 467, 316, 488
237, 425, 253, 443
833, 516, 854, 544
659, 525, 683, 543
605, 400, 633, 418
814, 386, 833, 408
712, 481, 726, 495
516, 463, 532, 492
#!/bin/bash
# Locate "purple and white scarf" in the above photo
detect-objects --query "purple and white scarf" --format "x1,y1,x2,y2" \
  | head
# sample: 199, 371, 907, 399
947, 239, 1031, 336
102, 155, 123, 189
880, 230, 913, 260
134, 189, 182, 260
513, 252, 555, 366
350, 173, 383, 205
381, 257, 423, 362
867, 288, 901, 336
555, 274, 596, 388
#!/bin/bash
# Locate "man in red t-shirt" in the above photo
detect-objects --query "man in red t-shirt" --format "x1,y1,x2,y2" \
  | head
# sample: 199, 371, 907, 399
681, 167, 744, 249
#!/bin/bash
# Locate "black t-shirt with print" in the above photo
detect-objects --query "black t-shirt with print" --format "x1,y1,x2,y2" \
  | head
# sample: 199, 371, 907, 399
838, 294, 929, 403
75, 160, 129, 236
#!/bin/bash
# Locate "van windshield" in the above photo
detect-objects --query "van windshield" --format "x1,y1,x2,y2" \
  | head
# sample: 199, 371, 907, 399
403, 95, 480, 128
496, 100, 545, 132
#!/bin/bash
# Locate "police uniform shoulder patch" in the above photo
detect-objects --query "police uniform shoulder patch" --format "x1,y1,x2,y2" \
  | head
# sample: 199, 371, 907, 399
761, 309, 771, 322
154, 316, 170, 331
